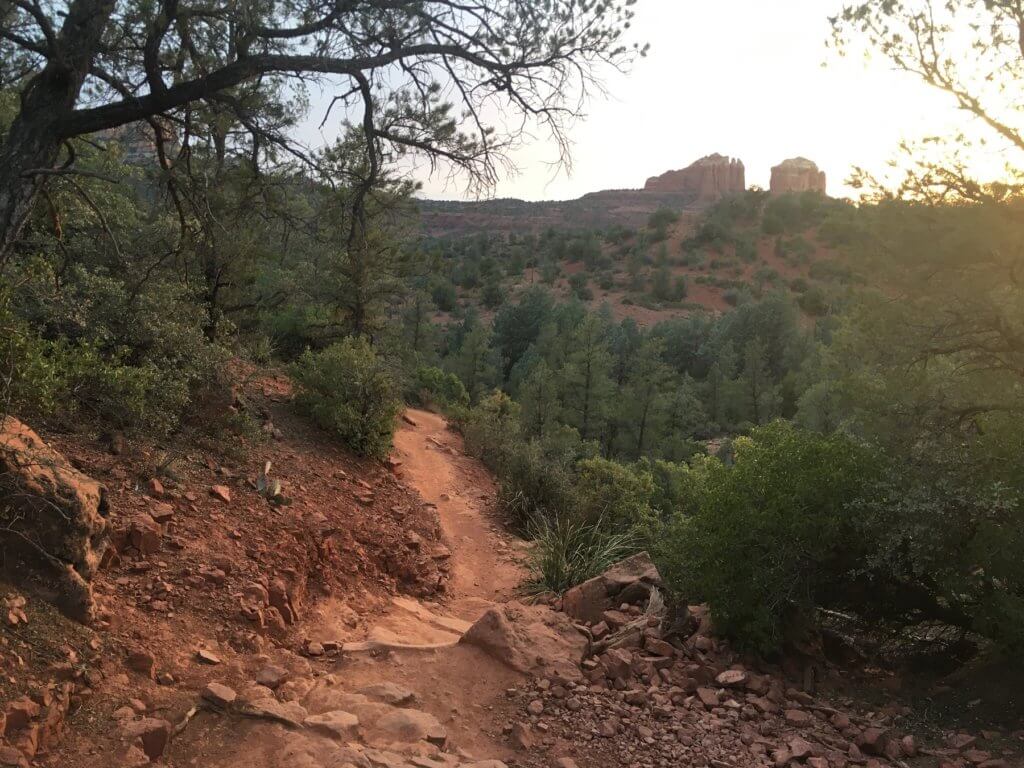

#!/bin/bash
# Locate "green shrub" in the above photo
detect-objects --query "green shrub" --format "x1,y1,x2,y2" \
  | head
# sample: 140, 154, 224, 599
291, 337, 401, 459
575, 457, 655, 532
656, 422, 880, 652
411, 365, 469, 408
526, 513, 640, 594
3, 271, 221, 435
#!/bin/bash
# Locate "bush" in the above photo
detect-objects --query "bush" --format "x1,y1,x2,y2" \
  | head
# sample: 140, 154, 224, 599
410, 365, 469, 409
655, 422, 880, 652
575, 458, 655, 532
3, 271, 222, 435
526, 513, 640, 594
291, 337, 401, 459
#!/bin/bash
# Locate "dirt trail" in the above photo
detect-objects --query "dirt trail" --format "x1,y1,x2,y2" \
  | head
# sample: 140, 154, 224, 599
311, 408, 527, 653
393, 408, 525, 608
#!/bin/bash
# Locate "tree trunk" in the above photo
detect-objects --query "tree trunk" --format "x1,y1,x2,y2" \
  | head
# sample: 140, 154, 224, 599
0, 0, 117, 265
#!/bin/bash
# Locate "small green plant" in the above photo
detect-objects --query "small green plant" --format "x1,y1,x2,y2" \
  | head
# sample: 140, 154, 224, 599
291, 337, 401, 459
525, 512, 639, 594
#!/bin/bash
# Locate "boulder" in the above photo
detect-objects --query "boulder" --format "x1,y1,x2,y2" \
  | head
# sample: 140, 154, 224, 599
561, 552, 662, 624
460, 602, 587, 680
0, 418, 109, 622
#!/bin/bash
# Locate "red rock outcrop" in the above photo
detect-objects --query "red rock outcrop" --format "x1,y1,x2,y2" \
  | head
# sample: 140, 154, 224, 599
0, 417, 109, 622
770, 157, 827, 195
644, 154, 746, 202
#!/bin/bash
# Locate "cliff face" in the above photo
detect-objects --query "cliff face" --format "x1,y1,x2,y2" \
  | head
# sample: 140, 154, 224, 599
644, 154, 745, 202
770, 158, 826, 195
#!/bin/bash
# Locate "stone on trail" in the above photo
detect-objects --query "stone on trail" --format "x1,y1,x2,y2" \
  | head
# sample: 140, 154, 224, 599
374, 708, 447, 746
255, 663, 289, 689
358, 682, 417, 706
303, 710, 360, 740
202, 682, 236, 708
238, 697, 307, 728
459, 602, 587, 681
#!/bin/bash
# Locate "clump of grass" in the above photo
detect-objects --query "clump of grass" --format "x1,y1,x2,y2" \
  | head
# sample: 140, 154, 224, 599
524, 513, 639, 595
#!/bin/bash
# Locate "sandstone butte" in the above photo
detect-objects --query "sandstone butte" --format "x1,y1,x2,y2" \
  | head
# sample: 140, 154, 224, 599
770, 157, 827, 195
644, 153, 746, 202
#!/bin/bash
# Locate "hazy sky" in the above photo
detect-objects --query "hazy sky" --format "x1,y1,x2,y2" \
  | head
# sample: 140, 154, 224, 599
299, 1, 1012, 201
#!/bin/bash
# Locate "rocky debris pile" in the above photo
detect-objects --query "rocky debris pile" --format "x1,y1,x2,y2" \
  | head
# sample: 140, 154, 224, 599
770, 158, 827, 196
0, 417, 110, 623
644, 154, 746, 203
496, 553, 996, 768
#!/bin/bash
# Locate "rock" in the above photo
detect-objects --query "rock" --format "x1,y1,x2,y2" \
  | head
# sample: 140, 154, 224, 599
0, 746, 27, 768
696, 688, 720, 709
645, 638, 676, 657
118, 745, 149, 768
210, 485, 232, 503
770, 157, 826, 195
551, 759, 579, 768
460, 602, 587, 681
126, 649, 156, 679
0, 417, 109, 622
374, 708, 447, 746
562, 552, 662, 624
644, 154, 745, 202
602, 552, 663, 590
268, 578, 299, 624
785, 709, 814, 727
716, 669, 748, 687
358, 682, 416, 706
147, 478, 164, 498
239, 698, 307, 728
527, 700, 544, 716
789, 736, 814, 760
511, 722, 535, 749
602, 648, 632, 680
121, 717, 171, 760
202, 682, 236, 708
255, 664, 289, 690
149, 503, 174, 524
196, 649, 222, 665
127, 514, 162, 555
901, 735, 918, 757
305, 641, 324, 657
857, 727, 891, 756
304, 711, 359, 740
562, 576, 609, 625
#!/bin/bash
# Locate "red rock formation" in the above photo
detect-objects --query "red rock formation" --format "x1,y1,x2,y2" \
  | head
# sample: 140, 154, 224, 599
644, 154, 746, 202
770, 158, 826, 195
